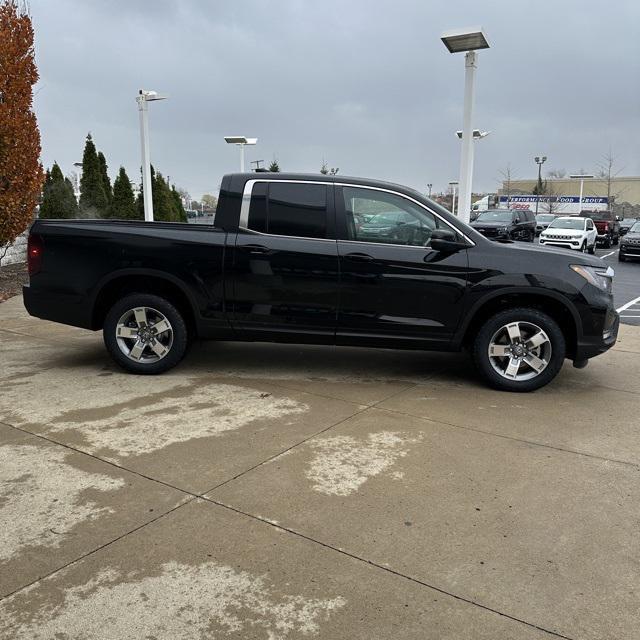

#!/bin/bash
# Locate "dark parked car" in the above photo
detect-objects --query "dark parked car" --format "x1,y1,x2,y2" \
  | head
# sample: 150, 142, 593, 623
578, 210, 620, 247
470, 209, 536, 242
619, 221, 640, 262
535, 213, 557, 236
619, 218, 639, 237
24, 173, 618, 392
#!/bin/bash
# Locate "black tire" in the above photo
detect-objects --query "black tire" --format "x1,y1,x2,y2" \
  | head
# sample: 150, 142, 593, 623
603, 235, 612, 248
472, 307, 566, 392
580, 241, 587, 253
103, 293, 188, 374
588, 242, 595, 255
613, 235, 619, 246
619, 252, 626, 262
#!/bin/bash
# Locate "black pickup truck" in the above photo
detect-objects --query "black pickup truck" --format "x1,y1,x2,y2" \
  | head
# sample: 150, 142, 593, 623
24, 173, 619, 391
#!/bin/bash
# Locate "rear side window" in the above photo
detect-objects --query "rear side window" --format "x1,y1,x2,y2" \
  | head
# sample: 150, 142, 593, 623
248, 182, 328, 239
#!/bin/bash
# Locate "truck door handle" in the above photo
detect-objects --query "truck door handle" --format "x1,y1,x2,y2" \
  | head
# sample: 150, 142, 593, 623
244, 244, 270, 255
344, 252, 374, 263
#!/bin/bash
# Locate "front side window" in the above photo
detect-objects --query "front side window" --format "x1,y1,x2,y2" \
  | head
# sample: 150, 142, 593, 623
342, 187, 440, 246
247, 182, 327, 239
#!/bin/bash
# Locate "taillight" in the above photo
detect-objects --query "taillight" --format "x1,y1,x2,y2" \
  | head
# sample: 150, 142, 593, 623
27, 234, 43, 276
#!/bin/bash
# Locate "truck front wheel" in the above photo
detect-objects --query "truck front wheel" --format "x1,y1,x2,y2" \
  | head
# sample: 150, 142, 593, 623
103, 293, 188, 374
472, 308, 566, 392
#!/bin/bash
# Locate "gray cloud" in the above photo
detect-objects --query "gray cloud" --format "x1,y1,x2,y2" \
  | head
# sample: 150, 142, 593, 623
32, 0, 640, 199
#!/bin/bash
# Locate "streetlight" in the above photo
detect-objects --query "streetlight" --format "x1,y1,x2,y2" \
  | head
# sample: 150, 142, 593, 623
570, 173, 595, 215
534, 156, 547, 215
456, 129, 490, 139
449, 181, 459, 216
224, 136, 258, 172
441, 27, 490, 224
73, 162, 82, 202
136, 89, 168, 222
427, 183, 433, 197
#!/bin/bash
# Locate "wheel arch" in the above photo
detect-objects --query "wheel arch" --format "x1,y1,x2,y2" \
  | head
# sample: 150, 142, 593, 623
457, 288, 581, 359
91, 269, 198, 335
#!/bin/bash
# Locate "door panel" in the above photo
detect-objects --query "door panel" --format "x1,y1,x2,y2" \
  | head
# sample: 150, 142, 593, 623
337, 241, 468, 346
229, 182, 339, 342
335, 186, 469, 347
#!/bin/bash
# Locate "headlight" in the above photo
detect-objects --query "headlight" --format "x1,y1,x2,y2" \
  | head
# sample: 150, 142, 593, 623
570, 264, 614, 293
499, 226, 508, 232
570, 234, 582, 240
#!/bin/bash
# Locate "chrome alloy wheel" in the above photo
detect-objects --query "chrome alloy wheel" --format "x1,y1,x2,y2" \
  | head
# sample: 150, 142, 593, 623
487, 321, 552, 381
115, 306, 173, 363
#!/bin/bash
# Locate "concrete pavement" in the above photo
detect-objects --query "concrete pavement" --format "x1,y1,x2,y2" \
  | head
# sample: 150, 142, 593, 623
1, 294, 639, 639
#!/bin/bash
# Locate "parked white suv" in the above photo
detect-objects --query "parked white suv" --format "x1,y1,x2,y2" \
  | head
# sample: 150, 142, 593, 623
539, 216, 597, 253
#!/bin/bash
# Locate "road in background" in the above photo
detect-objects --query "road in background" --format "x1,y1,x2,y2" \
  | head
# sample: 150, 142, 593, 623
595, 246, 640, 326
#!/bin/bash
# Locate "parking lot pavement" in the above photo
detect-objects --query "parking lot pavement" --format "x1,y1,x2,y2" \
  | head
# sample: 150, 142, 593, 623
1, 294, 640, 639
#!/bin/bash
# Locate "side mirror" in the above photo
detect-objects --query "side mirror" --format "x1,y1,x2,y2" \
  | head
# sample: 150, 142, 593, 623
430, 228, 467, 253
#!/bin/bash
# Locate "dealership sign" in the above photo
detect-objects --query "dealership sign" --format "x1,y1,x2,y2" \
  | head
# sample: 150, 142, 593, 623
498, 195, 609, 214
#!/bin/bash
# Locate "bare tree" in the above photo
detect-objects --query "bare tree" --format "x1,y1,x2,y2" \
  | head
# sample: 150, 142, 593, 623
546, 168, 567, 179
596, 150, 625, 211
498, 164, 517, 206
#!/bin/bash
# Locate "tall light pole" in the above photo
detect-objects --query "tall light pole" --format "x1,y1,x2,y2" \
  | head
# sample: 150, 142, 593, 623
534, 156, 547, 215
449, 181, 459, 216
441, 27, 490, 224
73, 162, 82, 202
224, 136, 258, 172
427, 183, 433, 197
570, 173, 595, 215
136, 89, 168, 222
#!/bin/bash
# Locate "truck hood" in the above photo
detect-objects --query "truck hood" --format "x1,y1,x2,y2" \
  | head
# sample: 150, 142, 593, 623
497, 239, 603, 267
470, 220, 510, 229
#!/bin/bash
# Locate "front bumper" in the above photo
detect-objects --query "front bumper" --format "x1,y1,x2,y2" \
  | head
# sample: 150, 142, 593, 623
539, 237, 583, 250
620, 245, 640, 257
574, 304, 619, 361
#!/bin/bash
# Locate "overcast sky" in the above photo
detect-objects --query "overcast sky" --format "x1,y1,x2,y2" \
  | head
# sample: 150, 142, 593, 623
31, 0, 640, 199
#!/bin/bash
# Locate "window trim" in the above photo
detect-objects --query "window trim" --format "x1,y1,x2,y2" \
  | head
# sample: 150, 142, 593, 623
240, 179, 475, 246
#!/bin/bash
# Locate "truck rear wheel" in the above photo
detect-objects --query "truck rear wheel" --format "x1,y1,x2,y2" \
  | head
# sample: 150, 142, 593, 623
103, 293, 188, 374
472, 308, 566, 392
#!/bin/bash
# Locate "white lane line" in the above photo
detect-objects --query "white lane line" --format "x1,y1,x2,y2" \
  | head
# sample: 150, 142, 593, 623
621, 314, 640, 318
600, 251, 616, 259
617, 295, 640, 313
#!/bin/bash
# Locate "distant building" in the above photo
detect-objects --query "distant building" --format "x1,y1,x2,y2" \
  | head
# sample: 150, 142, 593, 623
499, 176, 640, 207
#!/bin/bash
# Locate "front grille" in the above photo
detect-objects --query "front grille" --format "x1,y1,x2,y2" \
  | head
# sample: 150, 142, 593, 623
477, 228, 499, 237
544, 234, 575, 240
623, 238, 640, 245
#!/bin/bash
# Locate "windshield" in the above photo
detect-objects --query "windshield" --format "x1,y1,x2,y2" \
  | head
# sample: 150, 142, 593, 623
475, 210, 513, 223
548, 218, 585, 230
630, 222, 640, 233
536, 214, 555, 222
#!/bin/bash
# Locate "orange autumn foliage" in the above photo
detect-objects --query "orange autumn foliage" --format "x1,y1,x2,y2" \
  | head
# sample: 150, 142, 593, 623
0, 0, 43, 255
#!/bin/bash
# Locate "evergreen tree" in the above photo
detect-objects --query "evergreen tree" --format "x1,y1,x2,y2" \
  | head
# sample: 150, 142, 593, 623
98, 151, 112, 207
171, 185, 187, 222
40, 162, 78, 219
269, 159, 280, 172
152, 170, 177, 221
79, 133, 108, 217
111, 167, 139, 220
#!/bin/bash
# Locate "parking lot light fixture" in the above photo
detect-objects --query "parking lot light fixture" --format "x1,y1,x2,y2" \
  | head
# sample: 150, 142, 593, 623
534, 156, 547, 215
136, 89, 168, 222
224, 136, 258, 172
442, 27, 490, 224
570, 173, 595, 215
456, 129, 490, 139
